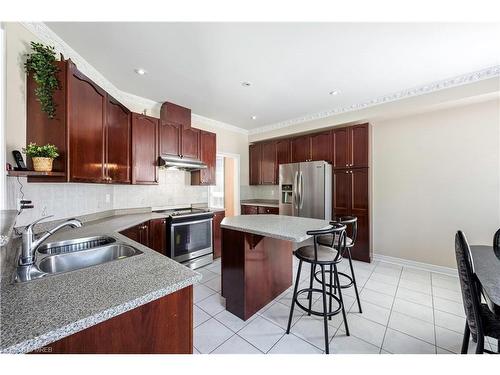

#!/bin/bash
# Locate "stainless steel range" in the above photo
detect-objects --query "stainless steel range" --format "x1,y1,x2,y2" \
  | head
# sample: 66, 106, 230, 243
154, 207, 214, 269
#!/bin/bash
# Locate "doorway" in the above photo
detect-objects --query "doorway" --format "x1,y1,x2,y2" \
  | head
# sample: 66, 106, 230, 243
208, 153, 240, 217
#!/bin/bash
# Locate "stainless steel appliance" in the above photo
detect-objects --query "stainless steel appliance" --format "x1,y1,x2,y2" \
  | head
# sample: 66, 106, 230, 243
279, 161, 332, 220
154, 207, 214, 269
159, 155, 207, 171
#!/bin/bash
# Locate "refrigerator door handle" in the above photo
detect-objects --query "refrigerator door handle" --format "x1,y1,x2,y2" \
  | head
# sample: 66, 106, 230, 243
299, 171, 304, 210
293, 171, 299, 209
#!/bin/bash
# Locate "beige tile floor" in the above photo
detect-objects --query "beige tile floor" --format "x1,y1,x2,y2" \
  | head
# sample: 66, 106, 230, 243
192, 257, 498, 354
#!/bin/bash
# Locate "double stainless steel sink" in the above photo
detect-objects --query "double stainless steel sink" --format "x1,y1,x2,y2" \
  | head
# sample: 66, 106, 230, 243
17, 235, 143, 282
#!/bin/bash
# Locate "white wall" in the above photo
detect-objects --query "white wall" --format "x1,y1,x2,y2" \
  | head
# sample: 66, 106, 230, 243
371, 99, 500, 268
3, 22, 249, 226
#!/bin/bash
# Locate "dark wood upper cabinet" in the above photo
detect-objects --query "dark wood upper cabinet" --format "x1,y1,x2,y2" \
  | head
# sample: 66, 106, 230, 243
181, 127, 200, 160
106, 96, 131, 184
249, 144, 262, 185
68, 64, 107, 183
332, 127, 350, 169
192, 130, 216, 185
149, 218, 167, 255
290, 135, 311, 163
131, 113, 158, 185
310, 131, 331, 162
261, 141, 277, 184
160, 102, 191, 128
159, 121, 181, 157
333, 123, 369, 169
349, 123, 369, 168
212, 210, 225, 259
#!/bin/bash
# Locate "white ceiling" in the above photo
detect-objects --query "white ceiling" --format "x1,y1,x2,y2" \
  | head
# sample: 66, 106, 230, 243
46, 22, 500, 130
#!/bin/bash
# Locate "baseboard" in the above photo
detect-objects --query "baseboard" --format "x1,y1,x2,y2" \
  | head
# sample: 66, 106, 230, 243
373, 253, 458, 277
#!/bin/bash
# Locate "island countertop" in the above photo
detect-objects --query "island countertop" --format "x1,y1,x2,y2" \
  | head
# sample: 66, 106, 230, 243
221, 214, 330, 243
0, 210, 201, 354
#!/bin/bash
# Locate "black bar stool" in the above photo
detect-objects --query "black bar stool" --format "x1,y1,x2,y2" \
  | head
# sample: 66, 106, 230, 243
313, 216, 362, 314
286, 223, 350, 354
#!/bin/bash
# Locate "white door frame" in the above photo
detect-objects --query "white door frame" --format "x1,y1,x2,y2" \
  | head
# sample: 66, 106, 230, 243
217, 151, 240, 216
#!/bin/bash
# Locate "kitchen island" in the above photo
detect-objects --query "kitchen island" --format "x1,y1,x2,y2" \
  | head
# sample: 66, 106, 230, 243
220, 214, 330, 320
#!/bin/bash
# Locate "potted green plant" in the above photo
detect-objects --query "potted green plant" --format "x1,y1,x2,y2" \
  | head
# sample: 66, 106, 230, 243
24, 42, 60, 119
23, 142, 59, 172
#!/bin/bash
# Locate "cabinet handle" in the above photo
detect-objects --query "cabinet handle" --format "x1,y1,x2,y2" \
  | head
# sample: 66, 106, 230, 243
350, 171, 353, 174
345, 171, 349, 174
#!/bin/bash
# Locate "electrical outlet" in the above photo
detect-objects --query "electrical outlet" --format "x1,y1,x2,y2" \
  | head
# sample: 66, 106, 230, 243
17, 198, 34, 211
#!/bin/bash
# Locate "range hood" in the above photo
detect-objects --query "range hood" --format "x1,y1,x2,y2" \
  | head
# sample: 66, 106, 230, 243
160, 155, 207, 171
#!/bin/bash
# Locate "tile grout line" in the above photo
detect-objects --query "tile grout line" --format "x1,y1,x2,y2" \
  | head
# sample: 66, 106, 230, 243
378, 265, 403, 353
430, 272, 437, 354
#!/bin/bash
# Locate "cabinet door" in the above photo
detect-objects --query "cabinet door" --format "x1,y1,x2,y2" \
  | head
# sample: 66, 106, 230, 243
131, 114, 158, 184
350, 168, 369, 216
276, 139, 291, 175
68, 67, 107, 182
120, 224, 140, 243
138, 222, 150, 247
332, 127, 349, 169
333, 169, 351, 217
159, 120, 181, 157
350, 214, 370, 262
291, 136, 311, 163
249, 144, 261, 185
212, 211, 225, 259
106, 97, 131, 184
261, 141, 277, 184
310, 131, 331, 162
192, 130, 216, 185
241, 205, 259, 215
149, 218, 167, 254
181, 127, 200, 160
349, 123, 369, 168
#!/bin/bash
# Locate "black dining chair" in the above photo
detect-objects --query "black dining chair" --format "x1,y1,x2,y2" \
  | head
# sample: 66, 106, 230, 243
494, 228, 500, 250
286, 223, 350, 354
455, 231, 500, 354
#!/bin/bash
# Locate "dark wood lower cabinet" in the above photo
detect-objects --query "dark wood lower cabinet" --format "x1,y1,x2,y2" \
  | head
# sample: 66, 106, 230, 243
32, 286, 193, 354
149, 218, 167, 255
120, 221, 150, 247
212, 210, 225, 259
241, 205, 278, 215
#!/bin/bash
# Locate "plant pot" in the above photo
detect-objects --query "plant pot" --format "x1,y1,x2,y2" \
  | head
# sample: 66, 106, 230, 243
32, 157, 54, 172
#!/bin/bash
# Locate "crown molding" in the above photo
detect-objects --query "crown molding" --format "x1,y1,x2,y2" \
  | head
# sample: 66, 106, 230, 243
20, 22, 248, 135
248, 65, 500, 136
191, 113, 248, 135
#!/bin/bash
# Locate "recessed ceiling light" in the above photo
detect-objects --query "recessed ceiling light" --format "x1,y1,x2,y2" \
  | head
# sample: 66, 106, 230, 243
251, 115, 257, 120
329, 90, 340, 96
241, 81, 252, 87
135, 68, 147, 75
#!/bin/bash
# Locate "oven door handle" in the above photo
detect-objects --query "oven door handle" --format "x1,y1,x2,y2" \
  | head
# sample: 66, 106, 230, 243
171, 218, 213, 227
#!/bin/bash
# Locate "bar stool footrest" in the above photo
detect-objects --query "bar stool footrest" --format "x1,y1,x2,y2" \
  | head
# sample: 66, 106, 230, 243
314, 270, 354, 289
294, 288, 342, 317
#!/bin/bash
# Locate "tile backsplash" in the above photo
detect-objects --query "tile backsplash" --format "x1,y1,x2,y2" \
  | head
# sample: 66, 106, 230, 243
6, 169, 209, 227
240, 185, 279, 200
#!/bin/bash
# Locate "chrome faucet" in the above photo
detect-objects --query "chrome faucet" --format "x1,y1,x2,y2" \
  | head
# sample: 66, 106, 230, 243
18, 216, 83, 266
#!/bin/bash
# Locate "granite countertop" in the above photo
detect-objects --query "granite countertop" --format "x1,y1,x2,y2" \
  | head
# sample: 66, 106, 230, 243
240, 199, 279, 208
0, 211, 201, 354
1, 210, 18, 247
221, 214, 330, 243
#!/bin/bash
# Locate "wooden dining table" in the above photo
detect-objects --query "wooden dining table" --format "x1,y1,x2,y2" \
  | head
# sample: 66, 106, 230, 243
470, 245, 500, 316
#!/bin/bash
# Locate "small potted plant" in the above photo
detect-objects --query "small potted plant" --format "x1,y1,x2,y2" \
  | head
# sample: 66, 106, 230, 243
23, 142, 59, 172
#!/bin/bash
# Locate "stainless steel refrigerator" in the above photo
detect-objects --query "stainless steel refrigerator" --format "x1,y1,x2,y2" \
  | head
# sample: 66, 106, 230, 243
279, 161, 332, 220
